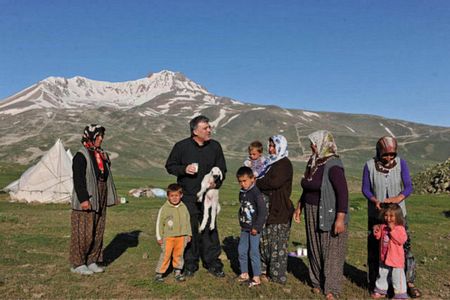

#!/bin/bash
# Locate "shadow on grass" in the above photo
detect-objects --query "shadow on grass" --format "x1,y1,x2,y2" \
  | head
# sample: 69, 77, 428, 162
287, 256, 310, 285
103, 230, 141, 266
222, 236, 240, 275
223, 234, 312, 284
344, 262, 368, 289
443, 210, 450, 218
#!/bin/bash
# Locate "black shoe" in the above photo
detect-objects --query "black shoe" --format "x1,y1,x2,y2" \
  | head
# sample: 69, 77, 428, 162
183, 270, 195, 277
208, 268, 225, 278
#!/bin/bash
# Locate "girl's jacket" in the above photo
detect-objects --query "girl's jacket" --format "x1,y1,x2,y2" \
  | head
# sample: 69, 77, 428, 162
374, 224, 407, 268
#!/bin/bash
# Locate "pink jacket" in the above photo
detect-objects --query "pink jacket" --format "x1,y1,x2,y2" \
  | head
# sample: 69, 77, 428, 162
374, 224, 407, 268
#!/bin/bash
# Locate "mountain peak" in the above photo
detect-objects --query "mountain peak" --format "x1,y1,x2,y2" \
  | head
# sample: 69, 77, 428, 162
0, 70, 214, 115
148, 69, 177, 78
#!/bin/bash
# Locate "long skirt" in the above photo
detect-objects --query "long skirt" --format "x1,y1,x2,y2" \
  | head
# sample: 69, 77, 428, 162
69, 181, 107, 267
260, 223, 291, 284
305, 203, 348, 295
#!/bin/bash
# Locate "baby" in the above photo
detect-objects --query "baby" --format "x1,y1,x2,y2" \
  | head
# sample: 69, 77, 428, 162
243, 141, 268, 178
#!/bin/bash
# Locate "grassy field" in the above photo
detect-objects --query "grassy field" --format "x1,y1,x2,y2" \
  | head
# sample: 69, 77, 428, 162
0, 175, 449, 299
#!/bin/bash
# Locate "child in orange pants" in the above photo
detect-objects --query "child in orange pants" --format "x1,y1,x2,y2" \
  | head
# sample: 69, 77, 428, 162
155, 184, 191, 282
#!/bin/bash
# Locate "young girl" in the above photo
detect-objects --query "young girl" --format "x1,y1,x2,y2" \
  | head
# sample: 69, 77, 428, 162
243, 141, 268, 178
372, 204, 408, 299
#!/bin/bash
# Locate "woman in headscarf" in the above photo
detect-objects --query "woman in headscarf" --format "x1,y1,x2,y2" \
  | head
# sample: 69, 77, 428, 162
362, 136, 421, 298
256, 134, 294, 284
69, 124, 118, 275
293, 130, 349, 300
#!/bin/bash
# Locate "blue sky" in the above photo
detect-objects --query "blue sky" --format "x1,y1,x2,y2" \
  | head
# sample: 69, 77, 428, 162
1, 0, 449, 126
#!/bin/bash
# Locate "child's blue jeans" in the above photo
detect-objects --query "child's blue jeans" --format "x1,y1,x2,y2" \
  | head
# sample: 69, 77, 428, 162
238, 230, 261, 276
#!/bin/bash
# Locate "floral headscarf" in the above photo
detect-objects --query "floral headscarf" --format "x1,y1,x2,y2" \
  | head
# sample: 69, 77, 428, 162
266, 134, 289, 166
375, 136, 398, 173
304, 130, 338, 181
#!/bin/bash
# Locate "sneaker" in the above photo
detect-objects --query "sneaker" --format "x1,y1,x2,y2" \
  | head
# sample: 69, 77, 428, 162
87, 263, 104, 273
70, 265, 94, 275
154, 273, 164, 282
174, 271, 185, 282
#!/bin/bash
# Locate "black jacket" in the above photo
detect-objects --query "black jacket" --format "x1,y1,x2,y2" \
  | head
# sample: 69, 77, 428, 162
256, 157, 294, 224
165, 137, 227, 201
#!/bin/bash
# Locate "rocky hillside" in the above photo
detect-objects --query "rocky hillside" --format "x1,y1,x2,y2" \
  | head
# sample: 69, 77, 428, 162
1, 70, 449, 181
413, 159, 450, 194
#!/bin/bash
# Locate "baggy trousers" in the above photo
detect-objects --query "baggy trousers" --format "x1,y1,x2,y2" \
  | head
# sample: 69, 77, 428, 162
305, 203, 348, 295
155, 236, 189, 274
69, 181, 107, 267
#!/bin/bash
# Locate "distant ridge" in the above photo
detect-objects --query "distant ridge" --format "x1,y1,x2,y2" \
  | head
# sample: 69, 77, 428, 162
0, 70, 449, 179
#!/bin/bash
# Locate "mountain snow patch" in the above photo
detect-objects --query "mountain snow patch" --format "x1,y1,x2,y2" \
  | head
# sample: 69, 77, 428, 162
283, 109, 293, 117
221, 113, 240, 127
303, 111, 320, 118
210, 109, 228, 128
379, 123, 395, 137
345, 126, 356, 133
300, 116, 312, 122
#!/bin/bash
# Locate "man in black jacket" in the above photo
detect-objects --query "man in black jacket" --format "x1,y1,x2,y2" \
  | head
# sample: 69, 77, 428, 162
165, 115, 227, 278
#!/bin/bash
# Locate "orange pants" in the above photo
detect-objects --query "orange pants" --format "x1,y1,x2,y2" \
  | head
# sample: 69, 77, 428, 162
155, 236, 188, 274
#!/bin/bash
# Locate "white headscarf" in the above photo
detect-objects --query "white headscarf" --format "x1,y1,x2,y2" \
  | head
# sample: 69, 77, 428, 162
267, 134, 289, 166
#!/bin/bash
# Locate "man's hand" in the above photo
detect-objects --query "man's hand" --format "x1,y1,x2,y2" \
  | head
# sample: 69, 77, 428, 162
185, 164, 197, 175
157, 239, 163, 246
250, 229, 258, 236
80, 200, 91, 210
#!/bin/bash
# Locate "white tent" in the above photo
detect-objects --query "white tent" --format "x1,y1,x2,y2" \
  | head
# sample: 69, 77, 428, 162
5, 139, 73, 203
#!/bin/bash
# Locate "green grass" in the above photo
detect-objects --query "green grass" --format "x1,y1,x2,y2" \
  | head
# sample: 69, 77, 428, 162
0, 177, 449, 299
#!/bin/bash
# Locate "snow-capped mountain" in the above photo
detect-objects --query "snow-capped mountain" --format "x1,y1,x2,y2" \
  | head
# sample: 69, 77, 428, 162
0, 70, 449, 180
0, 70, 234, 115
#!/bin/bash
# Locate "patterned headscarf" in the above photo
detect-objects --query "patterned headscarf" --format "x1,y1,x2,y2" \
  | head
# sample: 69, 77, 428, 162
304, 130, 338, 181
266, 134, 289, 166
375, 136, 398, 172
81, 124, 105, 146
81, 124, 107, 174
